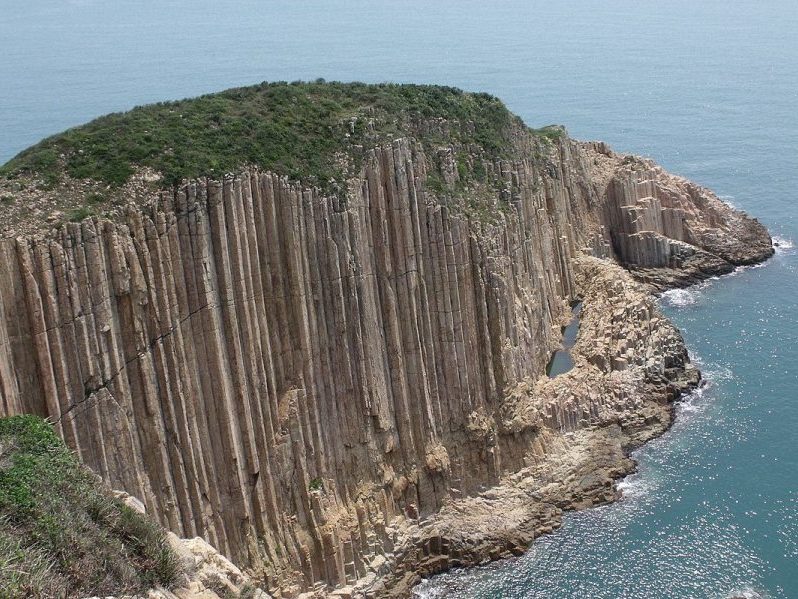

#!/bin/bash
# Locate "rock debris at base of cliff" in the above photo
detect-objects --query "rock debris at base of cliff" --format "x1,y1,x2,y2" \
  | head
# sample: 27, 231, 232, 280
0, 84, 773, 598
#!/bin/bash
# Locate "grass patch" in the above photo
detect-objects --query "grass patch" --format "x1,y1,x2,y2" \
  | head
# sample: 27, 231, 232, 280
67, 206, 94, 222
0, 81, 535, 196
535, 124, 566, 142
0, 415, 180, 598
86, 191, 107, 205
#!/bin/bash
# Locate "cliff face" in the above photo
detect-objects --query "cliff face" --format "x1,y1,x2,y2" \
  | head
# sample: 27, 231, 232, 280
0, 131, 771, 596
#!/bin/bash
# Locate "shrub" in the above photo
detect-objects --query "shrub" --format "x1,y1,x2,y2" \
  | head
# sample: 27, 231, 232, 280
67, 206, 94, 222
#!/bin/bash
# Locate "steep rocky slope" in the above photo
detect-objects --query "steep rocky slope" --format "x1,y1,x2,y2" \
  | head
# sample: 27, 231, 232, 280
0, 83, 772, 597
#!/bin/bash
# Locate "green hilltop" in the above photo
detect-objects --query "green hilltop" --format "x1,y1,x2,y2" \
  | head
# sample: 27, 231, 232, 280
0, 81, 561, 192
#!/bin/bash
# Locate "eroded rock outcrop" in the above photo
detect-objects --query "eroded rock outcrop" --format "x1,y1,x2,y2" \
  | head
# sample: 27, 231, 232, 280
0, 131, 771, 597
584, 142, 772, 287
371, 256, 702, 596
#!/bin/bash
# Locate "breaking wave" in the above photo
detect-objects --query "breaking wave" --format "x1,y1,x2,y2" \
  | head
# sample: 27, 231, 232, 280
772, 235, 794, 254
617, 471, 659, 500
659, 288, 699, 307
718, 194, 738, 209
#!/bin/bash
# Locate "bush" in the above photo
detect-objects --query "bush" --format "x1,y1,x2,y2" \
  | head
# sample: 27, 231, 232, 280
67, 206, 94, 222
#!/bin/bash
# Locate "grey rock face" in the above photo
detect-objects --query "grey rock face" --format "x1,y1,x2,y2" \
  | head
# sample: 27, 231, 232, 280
0, 135, 771, 596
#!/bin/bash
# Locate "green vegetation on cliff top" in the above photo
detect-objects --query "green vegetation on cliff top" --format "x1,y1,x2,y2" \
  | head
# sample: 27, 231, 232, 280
0, 82, 514, 186
0, 415, 180, 598
0, 81, 548, 191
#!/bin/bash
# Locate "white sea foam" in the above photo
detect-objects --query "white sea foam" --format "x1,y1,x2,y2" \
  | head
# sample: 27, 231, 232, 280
412, 584, 437, 599
703, 364, 734, 382
772, 235, 795, 254
718, 194, 738, 209
659, 288, 699, 307
672, 352, 721, 419
676, 386, 707, 415
413, 576, 481, 599
617, 472, 658, 500
413, 580, 446, 599
727, 266, 746, 277
725, 588, 766, 599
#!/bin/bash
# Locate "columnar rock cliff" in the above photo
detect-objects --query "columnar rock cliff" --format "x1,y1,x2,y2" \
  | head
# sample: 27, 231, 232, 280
0, 103, 772, 596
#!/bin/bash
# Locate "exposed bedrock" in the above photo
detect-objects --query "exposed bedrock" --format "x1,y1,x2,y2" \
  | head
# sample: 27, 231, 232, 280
0, 135, 771, 597
377, 256, 701, 596
586, 141, 773, 287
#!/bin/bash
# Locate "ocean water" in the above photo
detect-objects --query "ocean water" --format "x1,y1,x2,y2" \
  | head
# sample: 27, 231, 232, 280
1, 1, 796, 597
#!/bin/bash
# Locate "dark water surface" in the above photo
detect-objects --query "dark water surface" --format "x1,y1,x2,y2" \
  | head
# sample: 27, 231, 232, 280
2, 1, 796, 597
547, 303, 582, 378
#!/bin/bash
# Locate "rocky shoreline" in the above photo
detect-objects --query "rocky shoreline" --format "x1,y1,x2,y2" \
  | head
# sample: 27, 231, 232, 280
371, 252, 773, 598
351, 257, 705, 598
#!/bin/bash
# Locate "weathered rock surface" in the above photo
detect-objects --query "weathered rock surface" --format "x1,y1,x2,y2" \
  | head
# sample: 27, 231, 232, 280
582, 142, 773, 288
0, 133, 772, 597
370, 256, 702, 596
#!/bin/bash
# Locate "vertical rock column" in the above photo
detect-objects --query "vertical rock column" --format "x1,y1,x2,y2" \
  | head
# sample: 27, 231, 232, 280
0, 138, 597, 592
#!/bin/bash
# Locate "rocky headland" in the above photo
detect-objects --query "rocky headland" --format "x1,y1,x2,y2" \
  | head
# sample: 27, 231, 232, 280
0, 82, 773, 598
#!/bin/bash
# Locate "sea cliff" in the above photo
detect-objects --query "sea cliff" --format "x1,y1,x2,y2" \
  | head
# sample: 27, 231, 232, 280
0, 83, 773, 597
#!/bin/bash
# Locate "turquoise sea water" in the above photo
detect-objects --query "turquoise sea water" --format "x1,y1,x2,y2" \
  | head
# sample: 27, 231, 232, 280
1, 2, 796, 597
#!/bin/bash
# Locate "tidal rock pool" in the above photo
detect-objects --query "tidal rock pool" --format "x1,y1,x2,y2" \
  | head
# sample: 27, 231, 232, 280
547, 302, 582, 377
